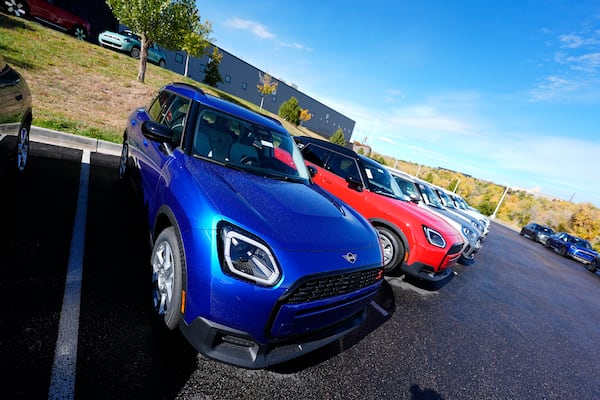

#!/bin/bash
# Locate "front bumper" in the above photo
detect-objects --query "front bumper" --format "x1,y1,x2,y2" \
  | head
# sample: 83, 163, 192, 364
180, 308, 366, 369
401, 261, 454, 282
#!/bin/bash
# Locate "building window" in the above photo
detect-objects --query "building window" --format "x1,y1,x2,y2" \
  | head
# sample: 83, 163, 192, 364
225, 75, 231, 83
199, 64, 206, 72
241, 82, 247, 90
272, 95, 277, 102
175, 53, 184, 63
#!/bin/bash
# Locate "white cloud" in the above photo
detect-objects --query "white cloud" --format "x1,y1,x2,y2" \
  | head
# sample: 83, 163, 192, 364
559, 32, 600, 49
529, 75, 580, 102
224, 17, 275, 39
386, 106, 475, 136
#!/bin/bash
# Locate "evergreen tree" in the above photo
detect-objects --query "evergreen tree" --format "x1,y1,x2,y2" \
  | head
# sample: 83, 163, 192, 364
202, 47, 223, 87
278, 96, 301, 125
329, 128, 346, 146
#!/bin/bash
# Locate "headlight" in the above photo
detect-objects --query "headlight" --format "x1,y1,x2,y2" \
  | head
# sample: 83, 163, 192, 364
220, 224, 281, 286
462, 226, 477, 241
423, 226, 446, 248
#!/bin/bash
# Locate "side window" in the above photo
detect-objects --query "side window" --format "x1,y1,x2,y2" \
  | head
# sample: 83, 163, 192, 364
301, 144, 330, 168
148, 91, 173, 122
327, 153, 360, 181
158, 95, 191, 147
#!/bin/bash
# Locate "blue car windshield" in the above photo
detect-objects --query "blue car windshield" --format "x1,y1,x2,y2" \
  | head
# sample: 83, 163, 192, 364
192, 109, 310, 182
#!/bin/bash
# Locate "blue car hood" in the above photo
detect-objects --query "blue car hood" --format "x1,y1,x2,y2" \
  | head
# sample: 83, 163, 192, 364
186, 159, 377, 252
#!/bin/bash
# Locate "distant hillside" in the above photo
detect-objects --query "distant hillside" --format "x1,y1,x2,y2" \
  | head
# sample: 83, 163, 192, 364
376, 155, 600, 251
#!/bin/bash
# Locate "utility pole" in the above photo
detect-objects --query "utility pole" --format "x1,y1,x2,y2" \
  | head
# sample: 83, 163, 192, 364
492, 185, 510, 219
453, 178, 461, 193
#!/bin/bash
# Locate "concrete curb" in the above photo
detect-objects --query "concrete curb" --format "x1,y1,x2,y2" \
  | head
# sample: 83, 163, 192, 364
30, 126, 122, 156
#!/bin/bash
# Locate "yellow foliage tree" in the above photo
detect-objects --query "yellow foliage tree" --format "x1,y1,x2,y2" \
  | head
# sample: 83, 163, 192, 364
299, 108, 312, 126
257, 72, 278, 110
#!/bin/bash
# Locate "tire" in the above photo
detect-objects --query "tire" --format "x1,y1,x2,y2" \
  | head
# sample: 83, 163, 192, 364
544, 240, 551, 249
587, 259, 598, 273
4, 0, 28, 17
559, 246, 567, 257
118, 138, 129, 181
16, 121, 30, 172
158, 59, 166, 68
376, 226, 404, 273
151, 227, 184, 330
72, 25, 87, 41
130, 46, 141, 59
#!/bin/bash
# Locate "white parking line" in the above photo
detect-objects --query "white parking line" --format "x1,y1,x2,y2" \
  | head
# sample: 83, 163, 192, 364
48, 150, 90, 400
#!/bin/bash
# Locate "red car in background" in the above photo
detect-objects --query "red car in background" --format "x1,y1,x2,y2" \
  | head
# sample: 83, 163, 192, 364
3, 0, 91, 40
294, 136, 464, 282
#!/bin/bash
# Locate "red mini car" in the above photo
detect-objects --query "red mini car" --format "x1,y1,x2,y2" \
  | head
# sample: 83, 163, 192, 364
3, 0, 91, 40
295, 136, 464, 282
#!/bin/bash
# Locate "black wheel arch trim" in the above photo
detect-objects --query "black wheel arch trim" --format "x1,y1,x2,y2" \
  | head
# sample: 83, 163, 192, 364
369, 217, 410, 256
153, 205, 189, 305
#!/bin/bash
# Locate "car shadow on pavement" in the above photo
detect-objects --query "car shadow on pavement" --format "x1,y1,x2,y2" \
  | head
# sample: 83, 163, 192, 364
270, 279, 397, 374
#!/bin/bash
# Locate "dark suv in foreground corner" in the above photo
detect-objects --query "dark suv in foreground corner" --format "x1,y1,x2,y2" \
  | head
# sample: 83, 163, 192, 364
294, 136, 464, 282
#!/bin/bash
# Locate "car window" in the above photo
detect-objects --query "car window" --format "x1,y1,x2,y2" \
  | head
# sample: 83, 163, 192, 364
158, 95, 191, 147
148, 91, 174, 122
419, 183, 443, 207
362, 159, 404, 198
192, 109, 309, 181
327, 153, 361, 182
301, 144, 330, 168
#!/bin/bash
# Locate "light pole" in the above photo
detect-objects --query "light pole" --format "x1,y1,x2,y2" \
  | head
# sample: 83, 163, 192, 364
491, 184, 510, 219
452, 177, 461, 193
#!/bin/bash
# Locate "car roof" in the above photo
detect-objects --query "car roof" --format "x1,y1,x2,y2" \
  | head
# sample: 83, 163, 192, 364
294, 136, 359, 158
162, 82, 284, 132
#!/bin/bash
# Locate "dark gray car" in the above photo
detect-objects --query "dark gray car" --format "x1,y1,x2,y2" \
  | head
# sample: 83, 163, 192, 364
0, 53, 32, 172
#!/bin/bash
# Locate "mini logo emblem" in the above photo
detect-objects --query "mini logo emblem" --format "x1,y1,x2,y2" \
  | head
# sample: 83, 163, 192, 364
343, 253, 357, 264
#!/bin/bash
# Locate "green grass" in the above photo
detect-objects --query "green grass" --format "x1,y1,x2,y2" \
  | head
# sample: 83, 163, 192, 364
0, 12, 315, 143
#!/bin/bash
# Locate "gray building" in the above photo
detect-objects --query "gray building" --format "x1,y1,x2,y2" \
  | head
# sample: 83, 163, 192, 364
162, 46, 355, 141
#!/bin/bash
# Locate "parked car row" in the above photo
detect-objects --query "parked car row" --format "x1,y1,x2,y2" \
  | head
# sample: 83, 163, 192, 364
294, 136, 465, 281
388, 168, 485, 266
520, 223, 599, 273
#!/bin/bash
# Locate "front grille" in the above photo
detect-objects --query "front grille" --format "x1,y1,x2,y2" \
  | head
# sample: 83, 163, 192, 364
285, 267, 384, 304
447, 242, 464, 255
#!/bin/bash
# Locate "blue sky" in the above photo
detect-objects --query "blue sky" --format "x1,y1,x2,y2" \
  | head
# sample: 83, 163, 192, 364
196, 1, 600, 206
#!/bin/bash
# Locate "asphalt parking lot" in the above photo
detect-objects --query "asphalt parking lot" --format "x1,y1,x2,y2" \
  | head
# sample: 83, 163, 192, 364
1, 131, 599, 399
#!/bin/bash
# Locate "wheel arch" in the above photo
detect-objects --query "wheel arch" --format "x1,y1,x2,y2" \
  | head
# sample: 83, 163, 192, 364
152, 205, 189, 302
369, 217, 410, 260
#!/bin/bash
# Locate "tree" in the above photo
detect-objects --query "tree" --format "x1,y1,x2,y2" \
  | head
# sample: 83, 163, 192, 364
329, 128, 346, 146
105, 0, 201, 83
278, 96, 300, 125
202, 46, 223, 87
257, 72, 278, 109
181, 21, 213, 77
299, 108, 312, 126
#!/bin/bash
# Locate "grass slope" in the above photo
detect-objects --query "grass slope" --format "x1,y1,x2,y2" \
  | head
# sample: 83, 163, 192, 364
0, 12, 311, 143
